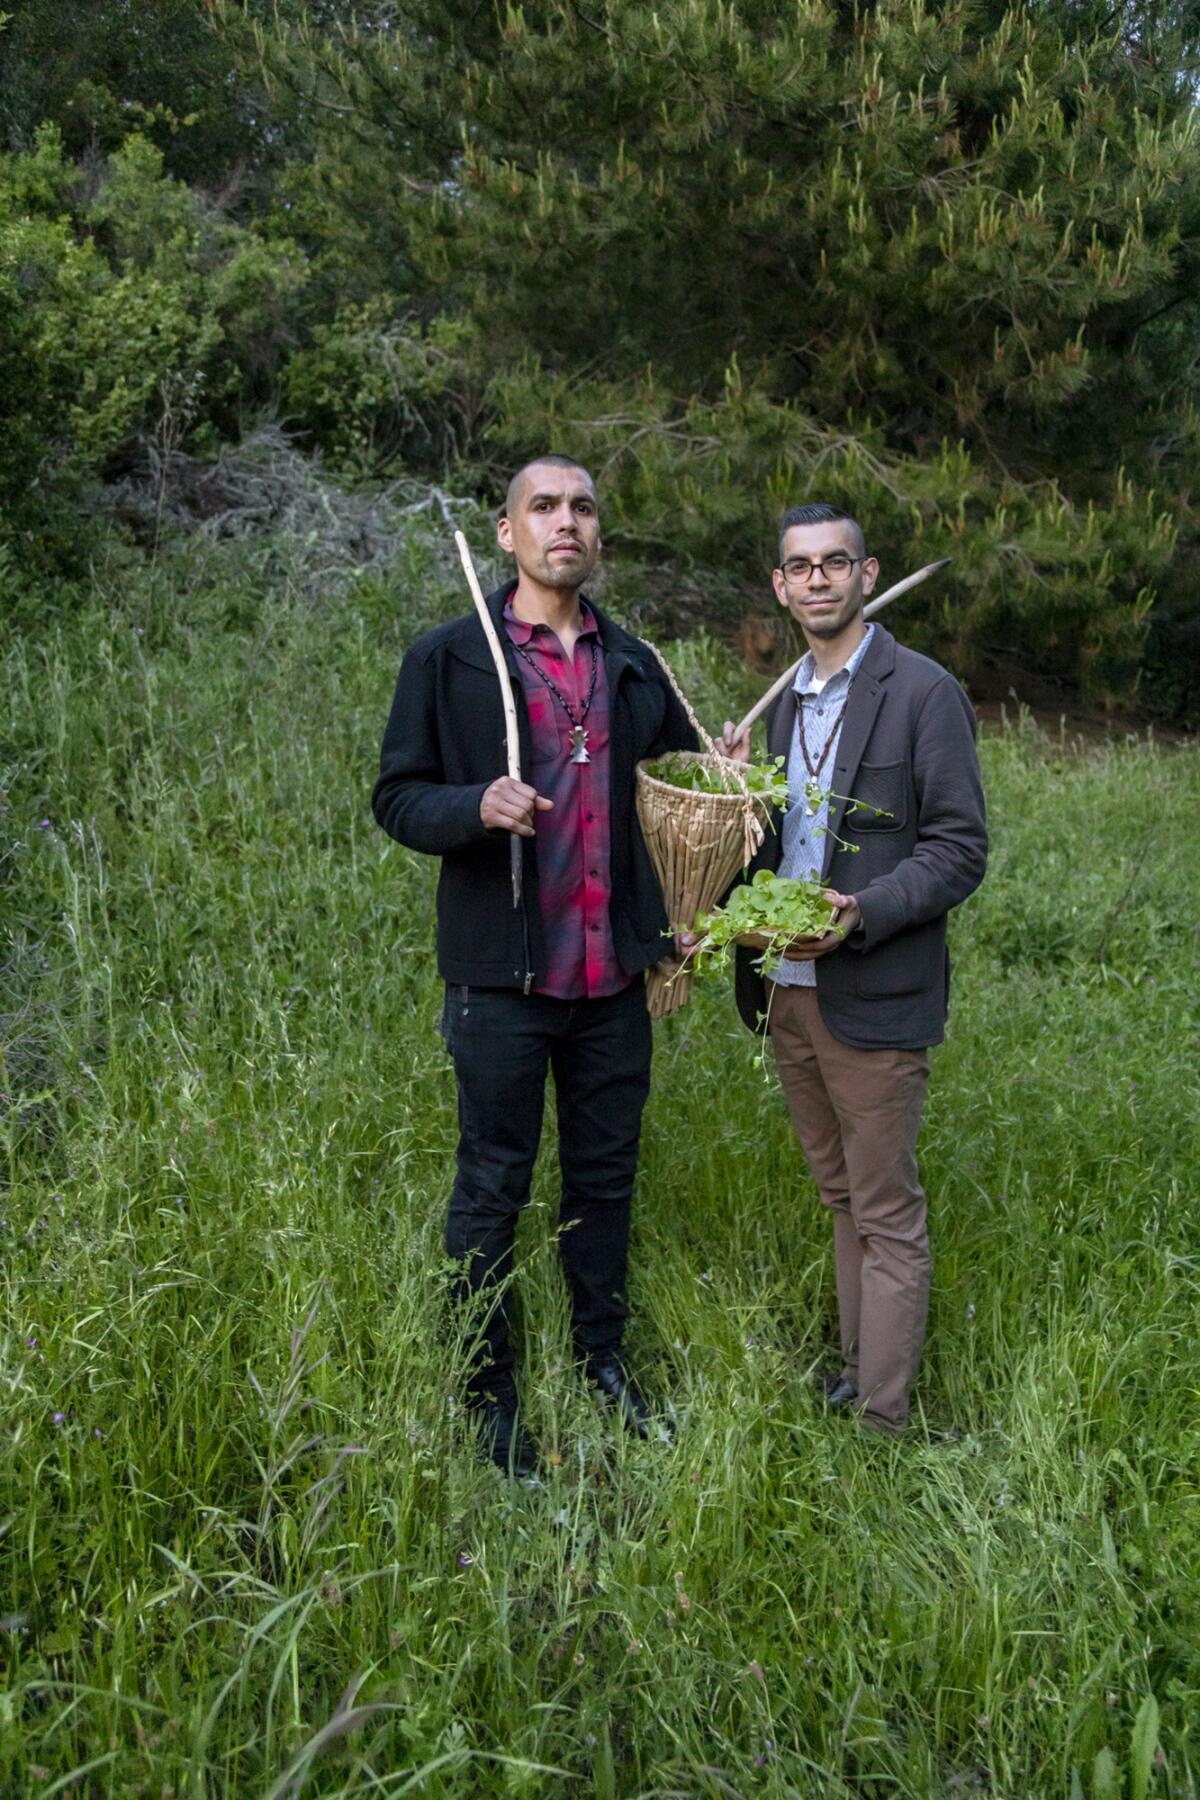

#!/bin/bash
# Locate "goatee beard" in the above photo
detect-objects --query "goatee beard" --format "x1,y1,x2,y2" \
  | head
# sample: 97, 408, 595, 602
800, 598, 862, 638
542, 560, 591, 591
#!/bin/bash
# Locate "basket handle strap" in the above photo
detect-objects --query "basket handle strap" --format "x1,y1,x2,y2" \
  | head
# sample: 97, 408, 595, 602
642, 640, 750, 800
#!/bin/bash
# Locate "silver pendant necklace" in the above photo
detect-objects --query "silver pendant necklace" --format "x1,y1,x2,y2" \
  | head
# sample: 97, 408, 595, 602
512, 636, 599, 764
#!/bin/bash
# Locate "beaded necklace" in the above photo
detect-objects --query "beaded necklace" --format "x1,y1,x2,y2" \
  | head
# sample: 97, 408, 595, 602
511, 634, 600, 764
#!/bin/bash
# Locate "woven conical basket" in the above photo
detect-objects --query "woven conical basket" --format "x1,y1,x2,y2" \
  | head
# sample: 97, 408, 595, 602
636, 647, 772, 1018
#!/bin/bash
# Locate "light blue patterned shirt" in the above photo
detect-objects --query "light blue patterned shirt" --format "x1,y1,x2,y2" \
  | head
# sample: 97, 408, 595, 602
768, 625, 875, 990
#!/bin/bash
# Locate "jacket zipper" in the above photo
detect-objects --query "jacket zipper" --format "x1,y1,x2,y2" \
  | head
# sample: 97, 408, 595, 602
520, 874, 533, 994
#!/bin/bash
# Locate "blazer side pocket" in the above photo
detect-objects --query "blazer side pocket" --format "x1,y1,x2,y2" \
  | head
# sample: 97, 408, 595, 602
853, 924, 939, 998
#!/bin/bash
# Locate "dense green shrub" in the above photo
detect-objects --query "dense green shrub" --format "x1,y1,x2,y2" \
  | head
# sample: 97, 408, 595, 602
284, 302, 484, 474
0, 127, 305, 568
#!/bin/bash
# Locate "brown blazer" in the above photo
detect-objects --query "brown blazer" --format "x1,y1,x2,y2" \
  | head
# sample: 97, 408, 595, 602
734, 624, 987, 1049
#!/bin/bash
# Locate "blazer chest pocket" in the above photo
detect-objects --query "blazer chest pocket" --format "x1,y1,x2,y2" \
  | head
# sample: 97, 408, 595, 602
843, 760, 907, 833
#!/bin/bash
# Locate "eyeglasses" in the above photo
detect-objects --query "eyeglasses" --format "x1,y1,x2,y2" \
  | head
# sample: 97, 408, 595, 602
780, 553, 865, 584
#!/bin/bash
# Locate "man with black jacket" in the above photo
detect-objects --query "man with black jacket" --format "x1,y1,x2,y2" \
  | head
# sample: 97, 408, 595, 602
722, 503, 987, 1437
373, 457, 697, 1475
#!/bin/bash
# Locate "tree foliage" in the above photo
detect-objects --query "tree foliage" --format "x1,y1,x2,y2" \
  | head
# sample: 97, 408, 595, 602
0, 0, 280, 190
3, 0, 1198, 706
0, 125, 304, 566
228, 0, 1197, 699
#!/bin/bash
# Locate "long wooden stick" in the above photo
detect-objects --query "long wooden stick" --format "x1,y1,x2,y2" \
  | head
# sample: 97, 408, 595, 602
731, 557, 953, 744
453, 529, 524, 908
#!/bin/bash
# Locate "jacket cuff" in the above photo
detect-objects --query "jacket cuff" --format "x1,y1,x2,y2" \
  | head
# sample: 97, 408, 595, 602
453, 782, 495, 847
852, 884, 905, 950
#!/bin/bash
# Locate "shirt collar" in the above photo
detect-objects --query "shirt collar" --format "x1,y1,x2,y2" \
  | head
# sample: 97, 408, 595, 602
793, 622, 875, 697
502, 582, 598, 646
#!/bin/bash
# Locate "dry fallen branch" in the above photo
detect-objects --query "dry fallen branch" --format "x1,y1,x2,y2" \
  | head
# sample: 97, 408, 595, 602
104, 426, 483, 603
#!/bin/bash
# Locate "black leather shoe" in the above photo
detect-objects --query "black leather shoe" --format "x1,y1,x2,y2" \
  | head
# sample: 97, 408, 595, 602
825, 1378, 859, 1410
477, 1398, 538, 1478
588, 1354, 671, 1441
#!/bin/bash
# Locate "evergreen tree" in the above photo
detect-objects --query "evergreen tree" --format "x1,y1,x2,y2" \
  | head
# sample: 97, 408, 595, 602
3, 2, 1196, 700
0, 0, 285, 194
253, 0, 1199, 698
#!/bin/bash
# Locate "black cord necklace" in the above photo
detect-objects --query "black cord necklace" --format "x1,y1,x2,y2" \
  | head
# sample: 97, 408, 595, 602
794, 687, 850, 783
511, 635, 600, 764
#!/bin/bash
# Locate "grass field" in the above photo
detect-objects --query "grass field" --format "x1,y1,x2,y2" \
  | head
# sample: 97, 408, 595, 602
2, 522, 1198, 1799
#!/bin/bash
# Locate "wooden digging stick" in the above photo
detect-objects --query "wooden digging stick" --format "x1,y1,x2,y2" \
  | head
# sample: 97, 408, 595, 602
452, 528, 524, 908
730, 557, 953, 745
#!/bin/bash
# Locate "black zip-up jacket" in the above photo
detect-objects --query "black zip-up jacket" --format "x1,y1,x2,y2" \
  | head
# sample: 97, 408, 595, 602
372, 582, 699, 991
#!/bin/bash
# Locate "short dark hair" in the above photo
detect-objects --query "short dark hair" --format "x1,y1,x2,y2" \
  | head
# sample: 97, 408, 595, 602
778, 503, 865, 563
503, 455, 594, 519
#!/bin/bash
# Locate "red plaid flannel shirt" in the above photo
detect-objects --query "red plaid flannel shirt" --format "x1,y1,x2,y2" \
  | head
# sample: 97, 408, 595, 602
504, 592, 629, 1000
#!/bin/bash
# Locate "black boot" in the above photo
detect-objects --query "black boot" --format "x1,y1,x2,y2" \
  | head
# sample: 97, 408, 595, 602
587, 1352, 672, 1442
815, 1370, 860, 1410
475, 1390, 538, 1479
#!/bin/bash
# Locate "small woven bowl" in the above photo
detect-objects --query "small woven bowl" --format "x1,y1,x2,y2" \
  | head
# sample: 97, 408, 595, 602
732, 926, 831, 952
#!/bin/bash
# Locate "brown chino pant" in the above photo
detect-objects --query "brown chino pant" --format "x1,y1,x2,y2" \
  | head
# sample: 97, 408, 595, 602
769, 985, 931, 1435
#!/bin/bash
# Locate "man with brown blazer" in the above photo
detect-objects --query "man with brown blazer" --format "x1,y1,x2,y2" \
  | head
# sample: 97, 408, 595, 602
721, 503, 987, 1436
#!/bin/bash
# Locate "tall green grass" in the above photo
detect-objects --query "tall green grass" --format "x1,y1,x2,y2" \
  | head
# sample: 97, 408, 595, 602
2, 530, 1197, 1798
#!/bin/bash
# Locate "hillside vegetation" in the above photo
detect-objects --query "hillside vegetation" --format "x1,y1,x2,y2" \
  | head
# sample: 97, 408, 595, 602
1, 1, 1199, 715
2, 511, 1198, 1795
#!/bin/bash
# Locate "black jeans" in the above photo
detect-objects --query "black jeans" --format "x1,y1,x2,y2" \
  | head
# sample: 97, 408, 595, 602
441, 979, 652, 1400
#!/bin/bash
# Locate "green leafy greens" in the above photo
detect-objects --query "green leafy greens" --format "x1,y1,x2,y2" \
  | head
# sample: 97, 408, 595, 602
686, 870, 841, 975
642, 753, 790, 811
